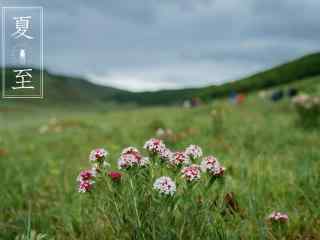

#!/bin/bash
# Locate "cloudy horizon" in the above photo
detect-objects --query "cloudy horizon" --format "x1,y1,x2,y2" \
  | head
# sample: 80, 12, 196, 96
1, 0, 319, 91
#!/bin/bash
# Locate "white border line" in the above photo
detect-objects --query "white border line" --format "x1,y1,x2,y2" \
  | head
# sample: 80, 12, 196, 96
2, 6, 44, 99
40, 6, 43, 99
2, 7, 6, 98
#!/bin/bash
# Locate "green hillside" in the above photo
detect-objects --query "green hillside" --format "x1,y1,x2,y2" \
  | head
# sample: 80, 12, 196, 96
0, 69, 129, 105
111, 52, 320, 105
199, 52, 320, 100
1, 52, 320, 106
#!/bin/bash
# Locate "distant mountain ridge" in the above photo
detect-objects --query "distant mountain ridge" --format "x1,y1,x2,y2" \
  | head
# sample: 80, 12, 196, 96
2, 52, 320, 105
112, 52, 320, 104
0, 69, 130, 104
199, 52, 320, 100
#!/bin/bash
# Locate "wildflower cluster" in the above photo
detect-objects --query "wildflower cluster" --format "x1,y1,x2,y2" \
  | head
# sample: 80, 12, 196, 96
185, 144, 203, 159
169, 151, 190, 167
144, 138, 166, 154
75, 137, 290, 238
267, 211, 289, 223
292, 94, 320, 127
77, 148, 108, 193
108, 171, 122, 182
158, 147, 172, 161
89, 148, 109, 171
292, 94, 320, 109
118, 146, 150, 169
89, 148, 108, 162
181, 164, 201, 182
76, 139, 289, 230
201, 156, 225, 177
143, 140, 226, 191
77, 140, 227, 194
153, 176, 176, 196
77, 169, 96, 193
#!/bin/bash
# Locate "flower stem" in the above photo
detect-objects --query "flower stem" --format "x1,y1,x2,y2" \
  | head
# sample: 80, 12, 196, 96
129, 178, 142, 228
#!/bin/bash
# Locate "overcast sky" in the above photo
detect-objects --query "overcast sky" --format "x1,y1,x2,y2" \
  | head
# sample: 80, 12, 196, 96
1, 0, 319, 91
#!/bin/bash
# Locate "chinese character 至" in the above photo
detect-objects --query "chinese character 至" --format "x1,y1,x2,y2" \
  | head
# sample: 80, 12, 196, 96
12, 69, 34, 90
11, 16, 34, 40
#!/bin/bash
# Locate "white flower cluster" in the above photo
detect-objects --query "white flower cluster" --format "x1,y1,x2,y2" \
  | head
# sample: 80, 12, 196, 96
159, 147, 173, 161
153, 176, 176, 196
121, 147, 141, 157
118, 153, 139, 169
181, 164, 201, 182
89, 148, 109, 171
89, 148, 108, 162
267, 211, 289, 223
201, 156, 225, 177
118, 146, 149, 169
144, 138, 166, 154
185, 145, 203, 159
169, 151, 190, 167
293, 94, 320, 109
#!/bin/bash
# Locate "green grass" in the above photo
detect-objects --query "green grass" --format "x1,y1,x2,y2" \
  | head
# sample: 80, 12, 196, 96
0, 93, 319, 239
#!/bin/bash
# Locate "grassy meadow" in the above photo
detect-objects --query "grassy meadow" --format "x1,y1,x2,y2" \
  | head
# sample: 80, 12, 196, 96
0, 92, 319, 239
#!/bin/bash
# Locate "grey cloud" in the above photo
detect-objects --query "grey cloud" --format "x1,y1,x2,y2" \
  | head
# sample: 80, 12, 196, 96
1, 0, 319, 90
